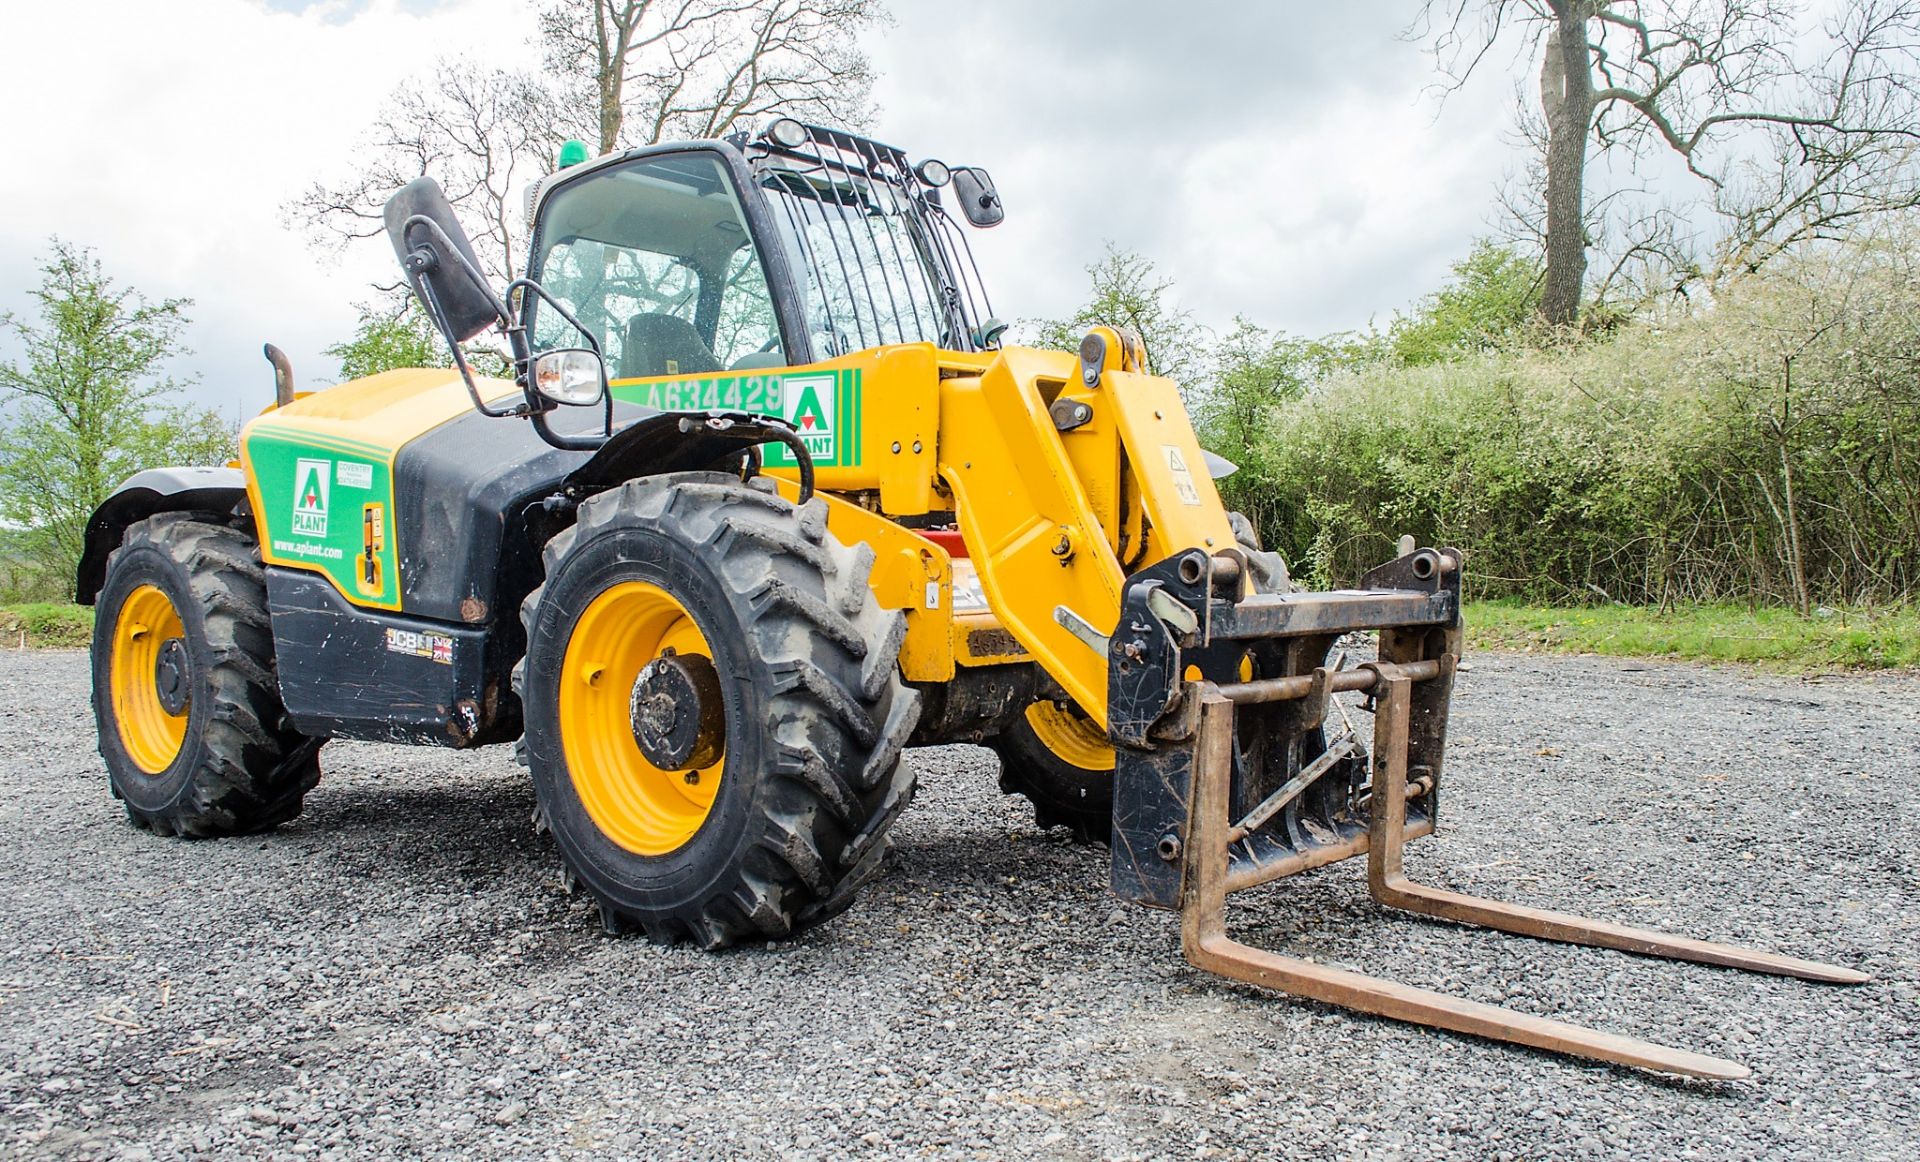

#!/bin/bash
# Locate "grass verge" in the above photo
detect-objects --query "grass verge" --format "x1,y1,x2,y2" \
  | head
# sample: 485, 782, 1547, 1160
0, 603, 94, 649
3, 598, 1914, 672
1465, 600, 1920, 671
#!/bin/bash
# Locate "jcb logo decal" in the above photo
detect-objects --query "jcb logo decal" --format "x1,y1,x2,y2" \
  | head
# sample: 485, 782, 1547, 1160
783, 374, 836, 460
292, 458, 330, 537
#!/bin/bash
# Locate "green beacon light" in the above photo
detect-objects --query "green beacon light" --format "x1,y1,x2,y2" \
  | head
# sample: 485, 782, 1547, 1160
557, 139, 591, 169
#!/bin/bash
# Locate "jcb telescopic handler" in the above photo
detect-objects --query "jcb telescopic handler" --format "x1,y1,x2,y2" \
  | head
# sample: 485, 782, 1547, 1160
81, 119, 1866, 1079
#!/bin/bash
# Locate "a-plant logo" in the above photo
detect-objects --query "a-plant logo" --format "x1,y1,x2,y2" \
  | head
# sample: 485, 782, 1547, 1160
782, 374, 836, 459
292, 458, 330, 537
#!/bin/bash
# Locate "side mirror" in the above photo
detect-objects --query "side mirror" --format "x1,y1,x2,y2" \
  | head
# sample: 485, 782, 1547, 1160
950, 166, 1004, 228
383, 177, 502, 343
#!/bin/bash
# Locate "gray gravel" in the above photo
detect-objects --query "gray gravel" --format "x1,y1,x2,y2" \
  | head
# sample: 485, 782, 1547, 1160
1, 647, 1916, 1160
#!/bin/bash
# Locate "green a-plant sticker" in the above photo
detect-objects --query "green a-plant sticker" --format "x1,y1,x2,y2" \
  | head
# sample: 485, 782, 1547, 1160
244, 425, 401, 610
784, 374, 836, 459
292, 458, 330, 537
609, 366, 862, 469
764, 368, 860, 469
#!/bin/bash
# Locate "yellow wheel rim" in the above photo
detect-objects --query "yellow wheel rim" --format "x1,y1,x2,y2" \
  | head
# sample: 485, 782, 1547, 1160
110, 584, 189, 774
559, 581, 724, 856
1024, 701, 1115, 772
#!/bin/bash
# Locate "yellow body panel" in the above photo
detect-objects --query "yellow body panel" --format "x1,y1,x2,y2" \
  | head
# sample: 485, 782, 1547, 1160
254, 368, 517, 445
612, 344, 947, 514
769, 479, 957, 682
1104, 370, 1237, 562
936, 347, 1129, 728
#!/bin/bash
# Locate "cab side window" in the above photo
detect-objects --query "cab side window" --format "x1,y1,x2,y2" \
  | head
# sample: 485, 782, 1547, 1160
530, 153, 786, 379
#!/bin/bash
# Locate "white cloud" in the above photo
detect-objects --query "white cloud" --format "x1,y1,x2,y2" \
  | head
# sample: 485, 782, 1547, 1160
0, 0, 527, 416
0, 0, 1517, 418
865, 0, 1517, 339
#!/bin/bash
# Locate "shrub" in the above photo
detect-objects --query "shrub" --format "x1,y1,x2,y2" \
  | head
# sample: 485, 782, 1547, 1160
1225, 232, 1920, 608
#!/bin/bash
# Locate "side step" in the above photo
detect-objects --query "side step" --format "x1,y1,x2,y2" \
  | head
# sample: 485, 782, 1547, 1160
1179, 667, 1870, 1081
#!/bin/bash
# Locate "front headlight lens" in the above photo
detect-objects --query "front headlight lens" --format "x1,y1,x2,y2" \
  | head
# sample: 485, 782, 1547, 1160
533, 349, 605, 406
763, 117, 809, 149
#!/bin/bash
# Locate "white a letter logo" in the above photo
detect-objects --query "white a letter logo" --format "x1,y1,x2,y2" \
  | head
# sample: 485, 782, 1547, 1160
292, 458, 330, 537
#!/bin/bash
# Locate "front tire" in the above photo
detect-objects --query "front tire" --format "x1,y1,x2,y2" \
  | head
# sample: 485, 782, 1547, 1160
515, 474, 920, 948
91, 514, 322, 836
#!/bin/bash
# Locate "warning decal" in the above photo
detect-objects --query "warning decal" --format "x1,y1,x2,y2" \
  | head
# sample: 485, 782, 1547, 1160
1163, 445, 1202, 506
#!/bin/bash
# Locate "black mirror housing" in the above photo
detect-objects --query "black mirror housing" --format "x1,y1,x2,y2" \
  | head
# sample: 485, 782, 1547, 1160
383, 178, 502, 343
950, 166, 1004, 228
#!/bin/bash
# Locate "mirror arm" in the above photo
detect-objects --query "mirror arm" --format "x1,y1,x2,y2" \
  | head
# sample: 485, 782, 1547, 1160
412, 265, 525, 419
506, 278, 615, 440
401, 214, 533, 418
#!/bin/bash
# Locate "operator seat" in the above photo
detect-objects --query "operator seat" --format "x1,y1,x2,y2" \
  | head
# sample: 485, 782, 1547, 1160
621, 313, 720, 379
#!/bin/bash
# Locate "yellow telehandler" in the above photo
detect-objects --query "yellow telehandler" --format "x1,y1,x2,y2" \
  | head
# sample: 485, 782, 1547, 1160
79, 119, 1865, 1079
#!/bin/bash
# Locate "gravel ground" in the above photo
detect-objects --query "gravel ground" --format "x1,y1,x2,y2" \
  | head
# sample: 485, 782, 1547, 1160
0, 647, 1915, 1160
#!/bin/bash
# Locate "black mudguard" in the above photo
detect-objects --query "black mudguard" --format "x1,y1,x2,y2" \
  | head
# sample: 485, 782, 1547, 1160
75, 467, 249, 604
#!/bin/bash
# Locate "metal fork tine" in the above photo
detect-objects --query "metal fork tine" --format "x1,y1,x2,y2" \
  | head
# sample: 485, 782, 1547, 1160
1182, 927, 1753, 1080
1365, 670, 1872, 986
1181, 690, 1753, 1081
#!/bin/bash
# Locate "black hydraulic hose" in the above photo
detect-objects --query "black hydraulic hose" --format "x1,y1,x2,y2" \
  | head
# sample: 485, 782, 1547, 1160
676, 416, 815, 506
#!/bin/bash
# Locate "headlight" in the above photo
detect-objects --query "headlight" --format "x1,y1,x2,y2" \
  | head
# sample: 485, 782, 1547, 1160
914, 158, 952, 187
762, 117, 809, 149
532, 348, 606, 406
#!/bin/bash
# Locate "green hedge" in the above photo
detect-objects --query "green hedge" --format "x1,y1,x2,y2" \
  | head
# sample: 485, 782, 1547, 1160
1466, 601, 1920, 670
1221, 238, 1920, 608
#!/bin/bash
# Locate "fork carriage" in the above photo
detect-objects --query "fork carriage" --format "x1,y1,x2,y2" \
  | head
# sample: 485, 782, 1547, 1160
1106, 544, 1866, 1081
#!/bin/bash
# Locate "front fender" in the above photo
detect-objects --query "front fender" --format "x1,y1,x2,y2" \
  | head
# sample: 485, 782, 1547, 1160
75, 466, 247, 604
564, 410, 810, 494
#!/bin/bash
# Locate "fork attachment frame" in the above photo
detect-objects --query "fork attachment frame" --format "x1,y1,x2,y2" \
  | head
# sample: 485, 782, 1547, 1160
1107, 545, 1870, 1080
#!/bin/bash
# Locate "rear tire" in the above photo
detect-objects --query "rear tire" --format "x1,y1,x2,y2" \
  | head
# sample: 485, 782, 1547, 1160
515, 474, 920, 948
989, 701, 1114, 843
91, 514, 322, 837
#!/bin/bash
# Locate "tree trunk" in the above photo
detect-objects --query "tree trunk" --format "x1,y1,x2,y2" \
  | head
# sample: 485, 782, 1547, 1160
1538, 5, 1593, 327
595, 0, 627, 154
600, 91, 623, 154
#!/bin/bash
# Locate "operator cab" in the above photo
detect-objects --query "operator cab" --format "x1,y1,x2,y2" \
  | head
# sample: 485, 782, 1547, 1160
522, 119, 1005, 385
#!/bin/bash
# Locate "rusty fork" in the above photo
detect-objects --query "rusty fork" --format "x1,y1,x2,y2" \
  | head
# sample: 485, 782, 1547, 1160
1179, 663, 1871, 1081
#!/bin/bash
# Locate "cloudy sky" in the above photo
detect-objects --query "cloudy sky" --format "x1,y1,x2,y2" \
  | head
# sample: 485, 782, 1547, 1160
0, 0, 1516, 417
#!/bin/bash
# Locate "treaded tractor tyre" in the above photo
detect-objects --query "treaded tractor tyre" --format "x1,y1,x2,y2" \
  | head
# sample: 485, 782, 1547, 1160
91, 514, 323, 837
989, 698, 1115, 844
990, 510, 1291, 844
514, 473, 920, 949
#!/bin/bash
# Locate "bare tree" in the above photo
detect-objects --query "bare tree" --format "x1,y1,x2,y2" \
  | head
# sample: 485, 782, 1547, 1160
1419, 0, 1920, 325
538, 0, 884, 155
290, 64, 565, 285
293, 3, 883, 293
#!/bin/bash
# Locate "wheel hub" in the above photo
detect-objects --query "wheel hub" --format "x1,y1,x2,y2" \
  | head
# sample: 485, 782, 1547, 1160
154, 638, 191, 716
630, 650, 725, 772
